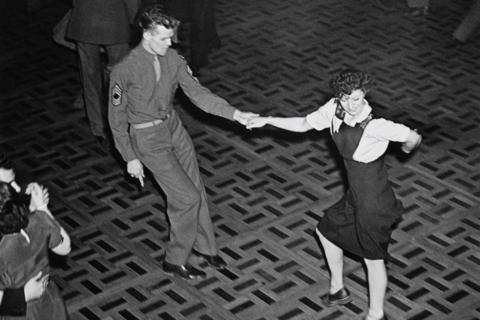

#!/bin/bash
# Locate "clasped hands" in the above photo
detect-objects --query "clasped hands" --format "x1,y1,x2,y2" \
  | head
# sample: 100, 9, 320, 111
233, 110, 268, 129
25, 182, 50, 214
126, 111, 267, 188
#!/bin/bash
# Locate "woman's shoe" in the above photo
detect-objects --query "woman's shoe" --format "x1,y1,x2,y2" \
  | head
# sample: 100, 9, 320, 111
321, 287, 352, 307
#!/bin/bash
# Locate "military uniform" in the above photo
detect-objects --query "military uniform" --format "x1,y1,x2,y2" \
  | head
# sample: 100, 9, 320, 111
108, 45, 237, 266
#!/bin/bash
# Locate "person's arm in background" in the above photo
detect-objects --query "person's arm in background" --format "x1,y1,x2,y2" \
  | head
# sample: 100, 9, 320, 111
51, 226, 71, 256
27, 183, 71, 256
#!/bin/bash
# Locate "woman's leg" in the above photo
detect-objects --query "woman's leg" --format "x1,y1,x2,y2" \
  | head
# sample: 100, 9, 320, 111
316, 229, 344, 293
364, 258, 387, 320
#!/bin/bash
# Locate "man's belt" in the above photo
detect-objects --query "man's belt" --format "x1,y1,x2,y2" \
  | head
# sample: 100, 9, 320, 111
131, 114, 170, 129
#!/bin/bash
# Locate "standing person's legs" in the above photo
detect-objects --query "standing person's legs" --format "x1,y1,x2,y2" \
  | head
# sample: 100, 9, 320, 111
364, 258, 387, 320
139, 150, 201, 265
131, 123, 202, 266
77, 42, 105, 138
205, 0, 221, 49
316, 229, 345, 293
170, 115, 217, 255
190, 0, 209, 70
105, 43, 130, 73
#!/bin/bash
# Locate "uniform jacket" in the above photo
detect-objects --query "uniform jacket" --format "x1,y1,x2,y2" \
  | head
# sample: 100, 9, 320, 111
108, 45, 237, 162
66, 0, 140, 44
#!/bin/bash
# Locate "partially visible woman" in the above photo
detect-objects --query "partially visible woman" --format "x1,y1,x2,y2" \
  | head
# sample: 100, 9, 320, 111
0, 181, 71, 320
246, 70, 422, 320
0, 155, 50, 317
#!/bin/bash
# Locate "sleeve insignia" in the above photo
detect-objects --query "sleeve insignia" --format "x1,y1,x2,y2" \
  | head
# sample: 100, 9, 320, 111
111, 83, 122, 106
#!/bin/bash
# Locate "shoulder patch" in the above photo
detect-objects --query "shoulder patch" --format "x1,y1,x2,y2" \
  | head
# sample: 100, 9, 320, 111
111, 83, 122, 106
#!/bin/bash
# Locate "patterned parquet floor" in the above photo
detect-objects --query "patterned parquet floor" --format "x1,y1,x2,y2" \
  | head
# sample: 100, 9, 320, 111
1, 0, 479, 319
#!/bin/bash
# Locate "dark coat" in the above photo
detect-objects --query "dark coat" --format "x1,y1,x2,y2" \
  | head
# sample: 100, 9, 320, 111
66, 0, 140, 45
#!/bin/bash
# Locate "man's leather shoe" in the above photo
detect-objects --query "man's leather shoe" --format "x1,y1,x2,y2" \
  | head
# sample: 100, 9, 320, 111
162, 261, 206, 280
321, 287, 351, 307
191, 249, 227, 268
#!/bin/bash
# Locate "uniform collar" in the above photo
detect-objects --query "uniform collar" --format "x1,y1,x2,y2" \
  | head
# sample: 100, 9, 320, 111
137, 43, 159, 61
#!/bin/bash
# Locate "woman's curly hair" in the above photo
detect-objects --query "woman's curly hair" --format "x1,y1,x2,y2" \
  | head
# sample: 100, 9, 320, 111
330, 69, 374, 99
0, 181, 29, 236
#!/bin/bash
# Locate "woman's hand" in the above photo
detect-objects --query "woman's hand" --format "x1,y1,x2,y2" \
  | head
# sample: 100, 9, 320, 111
246, 117, 270, 129
402, 129, 422, 154
24, 271, 48, 302
233, 110, 259, 126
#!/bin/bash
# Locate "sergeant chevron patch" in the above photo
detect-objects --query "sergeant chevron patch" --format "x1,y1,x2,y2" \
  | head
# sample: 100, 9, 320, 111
111, 83, 122, 106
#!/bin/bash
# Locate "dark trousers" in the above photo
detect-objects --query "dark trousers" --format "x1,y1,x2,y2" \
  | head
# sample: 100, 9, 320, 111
190, 0, 218, 68
164, 0, 220, 68
130, 110, 217, 265
77, 42, 129, 137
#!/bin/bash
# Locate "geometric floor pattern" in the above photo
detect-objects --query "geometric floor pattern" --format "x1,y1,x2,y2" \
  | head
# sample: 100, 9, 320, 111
1, 0, 479, 319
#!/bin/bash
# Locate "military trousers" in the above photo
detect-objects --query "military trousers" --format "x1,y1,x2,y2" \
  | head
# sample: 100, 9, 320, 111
130, 110, 218, 265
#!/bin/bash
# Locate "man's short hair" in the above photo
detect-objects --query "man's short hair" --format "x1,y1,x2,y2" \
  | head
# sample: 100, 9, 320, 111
138, 4, 179, 32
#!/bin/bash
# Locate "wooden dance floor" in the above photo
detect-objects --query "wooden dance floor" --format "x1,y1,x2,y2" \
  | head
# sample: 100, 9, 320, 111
0, 0, 479, 319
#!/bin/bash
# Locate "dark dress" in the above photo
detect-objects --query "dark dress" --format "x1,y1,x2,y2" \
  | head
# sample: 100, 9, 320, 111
316, 116, 403, 260
0, 211, 67, 320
